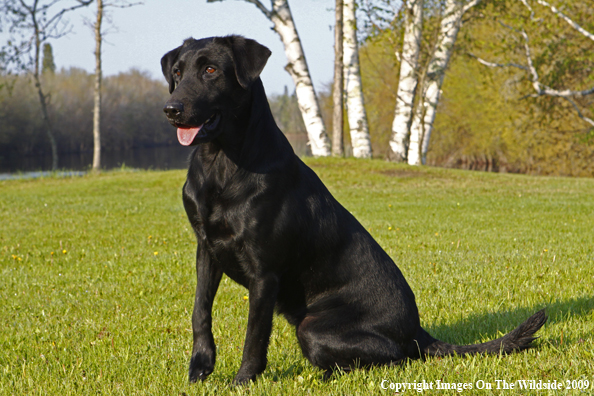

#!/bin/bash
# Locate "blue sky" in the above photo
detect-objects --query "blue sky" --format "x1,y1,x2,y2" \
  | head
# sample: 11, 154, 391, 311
46, 0, 335, 95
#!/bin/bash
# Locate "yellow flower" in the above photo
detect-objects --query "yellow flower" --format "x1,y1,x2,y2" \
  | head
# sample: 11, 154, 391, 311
154, 251, 159, 256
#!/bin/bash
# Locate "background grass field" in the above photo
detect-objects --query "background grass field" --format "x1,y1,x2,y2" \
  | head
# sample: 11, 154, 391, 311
1, 158, 593, 395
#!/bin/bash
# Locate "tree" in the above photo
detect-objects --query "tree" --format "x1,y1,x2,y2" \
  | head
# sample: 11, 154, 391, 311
42, 43, 55, 74
381, 0, 482, 165
358, 0, 594, 174
424, 0, 594, 176
332, 0, 344, 157
387, 0, 423, 162
343, 0, 372, 158
0, 0, 93, 170
471, 0, 594, 129
406, 0, 482, 165
92, 0, 103, 171
208, 0, 331, 156
90, 0, 141, 172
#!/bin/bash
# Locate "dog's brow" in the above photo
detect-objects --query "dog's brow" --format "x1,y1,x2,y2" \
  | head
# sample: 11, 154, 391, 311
194, 54, 212, 66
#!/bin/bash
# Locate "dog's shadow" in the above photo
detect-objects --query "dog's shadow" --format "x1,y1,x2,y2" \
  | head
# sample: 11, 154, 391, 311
425, 296, 593, 347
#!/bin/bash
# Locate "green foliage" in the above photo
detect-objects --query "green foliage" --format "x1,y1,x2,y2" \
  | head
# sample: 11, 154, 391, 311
359, 28, 401, 157
0, 68, 175, 157
42, 43, 55, 75
357, 0, 594, 175
430, 0, 594, 176
1, 159, 593, 394
429, 49, 527, 172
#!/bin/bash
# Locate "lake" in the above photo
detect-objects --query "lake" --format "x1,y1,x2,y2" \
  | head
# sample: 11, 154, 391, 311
0, 134, 309, 179
0, 146, 194, 177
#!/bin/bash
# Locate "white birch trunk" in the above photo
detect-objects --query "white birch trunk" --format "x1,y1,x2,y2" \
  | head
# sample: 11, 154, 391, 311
92, 0, 103, 171
388, 0, 423, 162
266, 0, 331, 156
408, 0, 479, 165
342, 0, 372, 158
332, 0, 344, 156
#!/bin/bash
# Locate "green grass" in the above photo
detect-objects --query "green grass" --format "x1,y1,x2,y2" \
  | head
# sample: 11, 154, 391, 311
1, 158, 593, 395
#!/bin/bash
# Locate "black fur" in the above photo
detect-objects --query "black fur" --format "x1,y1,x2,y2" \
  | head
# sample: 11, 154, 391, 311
161, 35, 547, 385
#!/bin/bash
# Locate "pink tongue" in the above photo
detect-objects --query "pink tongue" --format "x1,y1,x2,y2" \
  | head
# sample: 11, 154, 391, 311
177, 126, 202, 146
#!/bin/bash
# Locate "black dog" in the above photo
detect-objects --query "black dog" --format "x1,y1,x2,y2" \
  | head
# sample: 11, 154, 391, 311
161, 35, 546, 385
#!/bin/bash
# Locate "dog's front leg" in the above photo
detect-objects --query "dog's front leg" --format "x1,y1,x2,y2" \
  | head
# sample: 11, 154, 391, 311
233, 273, 279, 385
188, 247, 223, 383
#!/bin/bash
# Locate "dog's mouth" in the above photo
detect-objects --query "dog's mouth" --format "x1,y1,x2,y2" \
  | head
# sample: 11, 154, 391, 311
176, 113, 222, 146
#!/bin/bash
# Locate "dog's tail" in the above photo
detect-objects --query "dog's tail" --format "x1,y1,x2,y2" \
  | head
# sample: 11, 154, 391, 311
418, 309, 547, 357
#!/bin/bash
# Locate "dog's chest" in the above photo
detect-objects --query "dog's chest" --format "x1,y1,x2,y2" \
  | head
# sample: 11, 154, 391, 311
183, 171, 259, 251
189, 193, 240, 242
191, 192, 264, 287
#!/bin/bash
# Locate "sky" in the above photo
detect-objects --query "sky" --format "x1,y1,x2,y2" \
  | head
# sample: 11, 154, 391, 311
39, 0, 336, 95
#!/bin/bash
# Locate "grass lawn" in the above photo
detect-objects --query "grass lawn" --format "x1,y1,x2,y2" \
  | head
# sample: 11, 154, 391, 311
1, 158, 593, 395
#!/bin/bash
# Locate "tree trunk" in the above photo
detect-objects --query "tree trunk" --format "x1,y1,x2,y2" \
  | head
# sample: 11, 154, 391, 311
332, 0, 344, 157
388, 0, 423, 162
32, 19, 58, 170
33, 74, 58, 171
92, 0, 103, 171
342, 0, 372, 158
408, 0, 478, 165
267, 0, 331, 156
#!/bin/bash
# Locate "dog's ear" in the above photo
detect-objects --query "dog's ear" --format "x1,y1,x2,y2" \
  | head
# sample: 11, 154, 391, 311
228, 36, 271, 89
161, 46, 182, 94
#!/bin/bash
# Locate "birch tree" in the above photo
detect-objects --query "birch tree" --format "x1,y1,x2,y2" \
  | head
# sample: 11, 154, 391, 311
407, 0, 481, 165
0, 0, 93, 170
471, 0, 594, 128
90, 0, 141, 172
343, 0, 372, 158
387, 0, 423, 162
208, 0, 331, 156
92, 0, 103, 171
332, 0, 344, 157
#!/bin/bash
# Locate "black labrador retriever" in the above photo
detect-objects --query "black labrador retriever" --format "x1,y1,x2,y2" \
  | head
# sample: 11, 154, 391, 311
161, 35, 546, 385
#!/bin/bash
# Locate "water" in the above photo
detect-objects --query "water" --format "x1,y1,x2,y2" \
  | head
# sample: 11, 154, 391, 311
0, 146, 195, 179
0, 134, 309, 180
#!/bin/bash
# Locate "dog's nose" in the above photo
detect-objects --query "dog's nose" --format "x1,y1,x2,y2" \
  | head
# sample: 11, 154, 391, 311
164, 102, 184, 118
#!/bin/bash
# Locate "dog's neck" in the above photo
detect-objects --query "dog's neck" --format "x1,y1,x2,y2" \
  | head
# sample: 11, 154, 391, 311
205, 78, 296, 174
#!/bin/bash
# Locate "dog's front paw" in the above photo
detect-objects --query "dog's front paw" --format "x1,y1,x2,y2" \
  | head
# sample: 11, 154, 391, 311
232, 371, 256, 386
188, 352, 215, 383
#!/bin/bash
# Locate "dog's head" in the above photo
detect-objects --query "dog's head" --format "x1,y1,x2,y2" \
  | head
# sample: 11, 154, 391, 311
161, 36, 271, 146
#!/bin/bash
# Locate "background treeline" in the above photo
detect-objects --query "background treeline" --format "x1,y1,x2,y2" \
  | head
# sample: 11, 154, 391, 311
2, 0, 593, 176
0, 68, 312, 158
0, 68, 174, 156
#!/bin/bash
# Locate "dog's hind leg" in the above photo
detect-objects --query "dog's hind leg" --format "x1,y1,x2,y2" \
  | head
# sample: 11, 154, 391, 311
296, 314, 408, 374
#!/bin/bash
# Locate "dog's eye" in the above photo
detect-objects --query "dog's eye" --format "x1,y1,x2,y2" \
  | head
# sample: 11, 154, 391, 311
205, 67, 216, 74
174, 69, 181, 77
